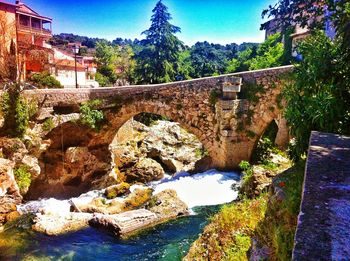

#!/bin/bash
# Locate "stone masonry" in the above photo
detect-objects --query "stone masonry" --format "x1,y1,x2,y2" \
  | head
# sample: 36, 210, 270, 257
0, 65, 293, 198
16, 65, 292, 170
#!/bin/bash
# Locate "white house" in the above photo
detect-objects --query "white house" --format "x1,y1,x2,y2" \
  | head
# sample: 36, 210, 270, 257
51, 47, 99, 88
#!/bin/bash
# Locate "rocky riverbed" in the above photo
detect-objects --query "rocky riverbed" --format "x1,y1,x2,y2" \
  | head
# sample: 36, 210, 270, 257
0, 117, 240, 260
0, 169, 240, 260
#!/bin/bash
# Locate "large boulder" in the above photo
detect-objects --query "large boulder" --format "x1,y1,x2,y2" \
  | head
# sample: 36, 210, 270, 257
0, 158, 22, 225
125, 158, 164, 183
27, 146, 111, 199
104, 182, 130, 199
72, 187, 153, 215
89, 209, 158, 237
32, 212, 93, 236
147, 189, 189, 219
0, 138, 28, 164
111, 119, 205, 184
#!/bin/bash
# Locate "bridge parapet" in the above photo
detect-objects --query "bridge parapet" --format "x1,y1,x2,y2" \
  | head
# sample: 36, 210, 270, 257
293, 131, 350, 260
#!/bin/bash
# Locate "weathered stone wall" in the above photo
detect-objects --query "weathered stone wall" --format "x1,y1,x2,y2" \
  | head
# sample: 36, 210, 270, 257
293, 131, 350, 260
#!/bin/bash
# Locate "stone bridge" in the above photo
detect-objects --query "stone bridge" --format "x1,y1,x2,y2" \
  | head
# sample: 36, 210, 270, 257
23, 65, 293, 171
13, 65, 293, 198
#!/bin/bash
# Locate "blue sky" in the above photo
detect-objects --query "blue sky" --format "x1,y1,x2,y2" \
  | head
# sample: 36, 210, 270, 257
23, 0, 277, 45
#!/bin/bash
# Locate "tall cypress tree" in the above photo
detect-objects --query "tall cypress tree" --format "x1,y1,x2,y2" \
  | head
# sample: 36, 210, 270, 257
136, 0, 183, 83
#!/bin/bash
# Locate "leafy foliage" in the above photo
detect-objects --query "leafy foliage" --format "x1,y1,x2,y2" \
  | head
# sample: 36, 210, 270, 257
186, 195, 268, 260
255, 162, 305, 261
29, 71, 62, 89
14, 165, 31, 193
249, 33, 284, 70
79, 99, 105, 130
189, 41, 229, 77
0, 84, 29, 138
284, 31, 350, 160
42, 117, 55, 132
262, 1, 350, 161
95, 41, 136, 86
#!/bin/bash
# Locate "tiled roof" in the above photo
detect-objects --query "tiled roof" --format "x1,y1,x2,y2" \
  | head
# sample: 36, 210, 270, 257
0, 0, 16, 7
55, 59, 85, 71
16, 1, 52, 21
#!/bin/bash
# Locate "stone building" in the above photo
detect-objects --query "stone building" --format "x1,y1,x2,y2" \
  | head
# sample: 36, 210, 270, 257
0, 0, 98, 88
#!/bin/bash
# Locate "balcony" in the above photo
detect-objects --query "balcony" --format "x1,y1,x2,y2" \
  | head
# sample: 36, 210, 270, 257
17, 14, 52, 37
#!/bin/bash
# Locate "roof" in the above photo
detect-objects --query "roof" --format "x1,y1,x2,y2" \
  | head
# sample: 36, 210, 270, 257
55, 59, 85, 71
16, 1, 52, 21
0, 0, 16, 7
0, 0, 16, 12
0, 0, 16, 6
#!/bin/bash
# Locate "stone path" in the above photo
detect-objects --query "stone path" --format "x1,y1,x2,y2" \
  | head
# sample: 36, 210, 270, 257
293, 131, 350, 260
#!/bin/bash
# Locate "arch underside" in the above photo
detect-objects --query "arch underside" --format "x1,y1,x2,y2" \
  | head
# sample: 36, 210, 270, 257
26, 100, 215, 199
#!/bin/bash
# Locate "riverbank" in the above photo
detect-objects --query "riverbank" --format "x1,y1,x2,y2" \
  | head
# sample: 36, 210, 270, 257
185, 154, 305, 260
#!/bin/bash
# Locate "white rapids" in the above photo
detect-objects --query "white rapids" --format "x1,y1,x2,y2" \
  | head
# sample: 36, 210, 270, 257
18, 169, 241, 214
150, 169, 240, 209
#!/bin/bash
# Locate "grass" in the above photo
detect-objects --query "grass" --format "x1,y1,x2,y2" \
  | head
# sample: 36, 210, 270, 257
254, 161, 305, 260
185, 195, 268, 261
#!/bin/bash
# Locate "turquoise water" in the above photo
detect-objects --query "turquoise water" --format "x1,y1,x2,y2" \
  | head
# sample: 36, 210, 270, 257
0, 205, 220, 261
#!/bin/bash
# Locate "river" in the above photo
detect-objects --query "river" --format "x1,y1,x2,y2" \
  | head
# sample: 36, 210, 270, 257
0, 170, 240, 261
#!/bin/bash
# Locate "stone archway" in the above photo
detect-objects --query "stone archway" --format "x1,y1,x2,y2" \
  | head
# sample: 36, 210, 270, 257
27, 99, 214, 200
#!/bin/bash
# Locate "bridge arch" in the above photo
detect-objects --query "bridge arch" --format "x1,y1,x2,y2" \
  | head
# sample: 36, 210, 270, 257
27, 97, 216, 199
18, 65, 294, 194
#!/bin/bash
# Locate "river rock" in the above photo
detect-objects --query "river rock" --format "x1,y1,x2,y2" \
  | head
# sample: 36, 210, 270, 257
147, 189, 189, 219
72, 187, 153, 215
104, 182, 130, 199
0, 138, 28, 164
32, 212, 93, 236
112, 120, 204, 184
21, 155, 41, 178
89, 209, 158, 237
125, 158, 164, 183
249, 238, 272, 261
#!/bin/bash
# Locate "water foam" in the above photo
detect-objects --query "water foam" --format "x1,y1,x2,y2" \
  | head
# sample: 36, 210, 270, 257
151, 169, 240, 209
18, 169, 241, 215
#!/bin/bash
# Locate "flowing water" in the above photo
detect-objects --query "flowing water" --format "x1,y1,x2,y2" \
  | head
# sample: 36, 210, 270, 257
0, 170, 240, 261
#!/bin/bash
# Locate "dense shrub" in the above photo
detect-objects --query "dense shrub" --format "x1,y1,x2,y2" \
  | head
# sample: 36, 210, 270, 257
42, 117, 55, 132
284, 31, 350, 161
134, 112, 170, 126
14, 165, 31, 194
0, 84, 29, 138
79, 99, 104, 130
29, 72, 62, 89
95, 72, 111, 87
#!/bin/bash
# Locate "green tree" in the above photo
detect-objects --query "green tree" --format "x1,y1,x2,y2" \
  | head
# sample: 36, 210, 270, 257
284, 31, 349, 160
95, 41, 136, 86
0, 83, 29, 138
262, 1, 350, 160
225, 47, 257, 73
249, 33, 284, 70
95, 40, 116, 67
135, 0, 183, 83
176, 50, 194, 80
189, 41, 228, 77
114, 45, 136, 84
